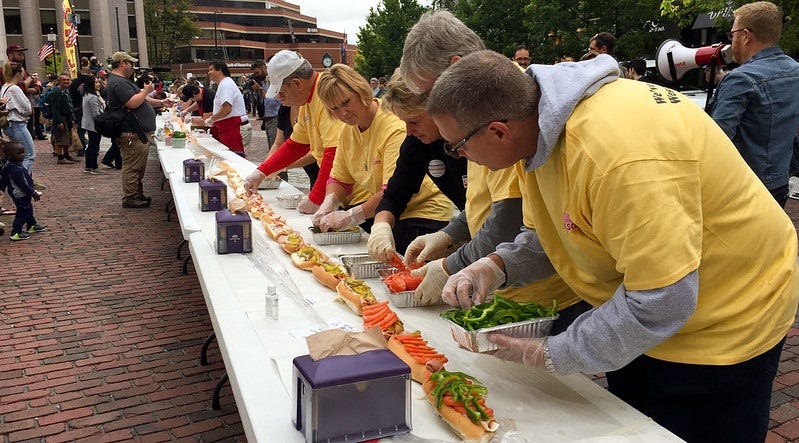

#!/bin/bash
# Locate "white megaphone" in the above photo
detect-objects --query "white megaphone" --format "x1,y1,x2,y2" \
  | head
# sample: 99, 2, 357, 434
655, 39, 733, 83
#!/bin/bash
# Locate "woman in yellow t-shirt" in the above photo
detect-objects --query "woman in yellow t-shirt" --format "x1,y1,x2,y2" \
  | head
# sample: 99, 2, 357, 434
310, 64, 453, 252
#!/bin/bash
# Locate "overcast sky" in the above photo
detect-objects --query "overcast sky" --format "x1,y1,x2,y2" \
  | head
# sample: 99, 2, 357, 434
296, 0, 431, 45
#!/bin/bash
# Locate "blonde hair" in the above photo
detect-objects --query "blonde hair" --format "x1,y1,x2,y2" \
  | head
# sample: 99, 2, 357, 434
380, 68, 428, 116
317, 64, 373, 117
734, 1, 782, 44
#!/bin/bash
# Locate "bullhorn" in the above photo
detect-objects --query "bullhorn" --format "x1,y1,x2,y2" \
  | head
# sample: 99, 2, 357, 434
655, 39, 733, 83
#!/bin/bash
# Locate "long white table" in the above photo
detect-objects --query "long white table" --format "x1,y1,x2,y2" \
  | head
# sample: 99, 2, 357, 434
158, 122, 682, 442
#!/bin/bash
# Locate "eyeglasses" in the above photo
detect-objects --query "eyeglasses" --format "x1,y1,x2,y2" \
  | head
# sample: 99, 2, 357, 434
442, 120, 506, 158
726, 28, 748, 39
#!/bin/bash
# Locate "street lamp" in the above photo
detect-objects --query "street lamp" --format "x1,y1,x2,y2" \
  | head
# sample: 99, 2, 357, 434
213, 11, 220, 59
47, 29, 57, 75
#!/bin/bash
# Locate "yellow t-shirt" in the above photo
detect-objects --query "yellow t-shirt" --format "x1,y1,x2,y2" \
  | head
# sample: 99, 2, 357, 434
466, 162, 581, 308
330, 102, 453, 221
289, 72, 346, 162
518, 79, 798, 365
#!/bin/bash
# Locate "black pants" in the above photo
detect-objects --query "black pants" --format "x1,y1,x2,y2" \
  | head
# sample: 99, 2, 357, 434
549, 300, 592, 335
770, 183, 788, 208
102, 138, 122, 168
11, 195, 36, 234
393, 218, 449, 254
85, 131, 101, 169
606, 337, 784, 442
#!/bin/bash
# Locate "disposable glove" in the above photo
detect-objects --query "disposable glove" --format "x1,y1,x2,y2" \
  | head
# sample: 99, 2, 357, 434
487, 334, 548, 369
311, 193, 341, 226
404, 231, 453, 265
411, 258, 449, 306
367, 221, 396, 262
441, 257, 506, 309
319, 205, 366, 232
297, 197, 319, 214
244, 169, 266, 196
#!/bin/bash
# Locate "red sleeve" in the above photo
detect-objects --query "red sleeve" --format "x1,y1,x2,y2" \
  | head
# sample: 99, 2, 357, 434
256, 138, 311, 176
308, 147, 336, 204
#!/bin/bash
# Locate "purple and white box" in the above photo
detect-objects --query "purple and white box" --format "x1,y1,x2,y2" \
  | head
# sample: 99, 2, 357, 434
199, 179, 227, 212
183, 158, 204, 183
215, 209, 252, 254
292, 350, 411, 442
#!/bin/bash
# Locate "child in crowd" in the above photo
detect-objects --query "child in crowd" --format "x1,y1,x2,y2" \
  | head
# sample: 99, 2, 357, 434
0, 142, 46, 241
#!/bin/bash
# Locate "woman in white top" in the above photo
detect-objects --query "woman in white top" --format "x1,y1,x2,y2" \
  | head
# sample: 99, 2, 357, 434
1, 63, 35, 173
81, 75, 105, 174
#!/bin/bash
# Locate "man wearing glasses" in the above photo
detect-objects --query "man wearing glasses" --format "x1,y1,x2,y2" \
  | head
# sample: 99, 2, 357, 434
427, 48, 798, 442
710, 1, 799, 207
512, 45, 531, 68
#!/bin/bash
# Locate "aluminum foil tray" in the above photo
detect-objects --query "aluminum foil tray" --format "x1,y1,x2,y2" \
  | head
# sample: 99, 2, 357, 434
340, 254, 386, 279
309, 226, 363, 246
447, 316, 558, 353
275, 194, 304, 209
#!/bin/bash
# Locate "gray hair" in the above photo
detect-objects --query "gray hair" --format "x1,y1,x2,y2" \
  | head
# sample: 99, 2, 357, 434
381, 68, 429, 116
427, 50, 539, 129
284, 60, 315, 83
399, 10, 485, 94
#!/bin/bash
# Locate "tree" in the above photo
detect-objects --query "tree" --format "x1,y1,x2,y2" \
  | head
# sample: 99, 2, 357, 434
452, 0, 534, 58
354, 0, 428, 79
143, 0, 200, 67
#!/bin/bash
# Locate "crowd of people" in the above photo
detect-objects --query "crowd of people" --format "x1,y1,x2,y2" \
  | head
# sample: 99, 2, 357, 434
1, 1, 798, 441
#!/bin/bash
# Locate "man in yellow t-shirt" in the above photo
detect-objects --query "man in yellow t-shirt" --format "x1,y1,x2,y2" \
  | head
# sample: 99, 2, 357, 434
427, 50, 798, 442
244, 50, 345, 214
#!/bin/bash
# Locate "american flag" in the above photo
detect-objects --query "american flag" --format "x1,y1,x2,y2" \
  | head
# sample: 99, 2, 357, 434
67, 26, 78, 46
37, 42, 54, 61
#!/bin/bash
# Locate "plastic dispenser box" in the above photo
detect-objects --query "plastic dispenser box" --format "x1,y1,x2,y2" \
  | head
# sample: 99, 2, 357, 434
183, 158, 204, 183
199, 179, 227, 212
215, 209, 252, 254
292, 349, 411, 442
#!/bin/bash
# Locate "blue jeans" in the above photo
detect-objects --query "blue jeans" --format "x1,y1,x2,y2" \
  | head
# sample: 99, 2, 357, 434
5, 121, 35, 174
606, 336, 785, 442
11, 195, 36, 235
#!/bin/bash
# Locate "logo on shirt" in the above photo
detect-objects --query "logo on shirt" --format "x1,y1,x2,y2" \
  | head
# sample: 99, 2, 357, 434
428, 159, 446, 178
647, 83, 681, 105
563, 213, 577, 233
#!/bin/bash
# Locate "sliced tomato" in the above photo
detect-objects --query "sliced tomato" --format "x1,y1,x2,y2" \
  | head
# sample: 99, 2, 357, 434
385, 274, 407, 293
402, 274, 422, 290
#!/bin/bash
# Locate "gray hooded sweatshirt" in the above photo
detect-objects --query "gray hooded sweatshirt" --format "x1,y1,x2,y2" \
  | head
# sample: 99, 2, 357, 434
494, 55, 699, 374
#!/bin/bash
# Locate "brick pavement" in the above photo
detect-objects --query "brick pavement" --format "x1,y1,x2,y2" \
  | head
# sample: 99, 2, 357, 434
2, 132, 799, 442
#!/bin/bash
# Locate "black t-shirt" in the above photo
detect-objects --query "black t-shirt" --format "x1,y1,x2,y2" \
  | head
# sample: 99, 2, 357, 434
376, 136, 468, 219
105, 73, 156, 133
191, 88, 216, 116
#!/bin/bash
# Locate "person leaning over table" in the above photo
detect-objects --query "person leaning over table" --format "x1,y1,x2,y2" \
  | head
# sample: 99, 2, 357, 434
366, 69, 468, 261
179, 83, 215, 120
244, 50, 345, 214
427, 49, 799, 442
309, 64, 453, 248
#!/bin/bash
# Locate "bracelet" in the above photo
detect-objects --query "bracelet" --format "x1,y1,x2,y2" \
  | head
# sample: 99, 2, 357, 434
543, 339, 556, 373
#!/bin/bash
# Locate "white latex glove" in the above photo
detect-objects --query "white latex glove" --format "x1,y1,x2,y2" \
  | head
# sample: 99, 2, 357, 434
404, 231, 453, 265
487, 335, 548, 369
297, 197, 320, 214
367, 221, 396, 262
441, 257, 506, 309
244, 169, 266, 196
319, 205, 365, 232
410, 258, 449, 306
311, 193, 341, 226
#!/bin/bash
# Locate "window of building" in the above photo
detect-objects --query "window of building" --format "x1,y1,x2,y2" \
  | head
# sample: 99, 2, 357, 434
3, 8, 22, 35
128, 15, 137, 38
40, 10, 57, 35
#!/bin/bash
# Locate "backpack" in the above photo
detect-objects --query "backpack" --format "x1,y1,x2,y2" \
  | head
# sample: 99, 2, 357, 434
39, 89, 55, 120
94, 107, 125, 139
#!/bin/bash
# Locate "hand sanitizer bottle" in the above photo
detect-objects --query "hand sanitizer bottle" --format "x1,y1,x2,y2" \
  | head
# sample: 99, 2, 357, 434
265, 285, 279, 320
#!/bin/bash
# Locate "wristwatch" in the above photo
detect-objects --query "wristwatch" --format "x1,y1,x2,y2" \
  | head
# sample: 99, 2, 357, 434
543, 338, 556, 373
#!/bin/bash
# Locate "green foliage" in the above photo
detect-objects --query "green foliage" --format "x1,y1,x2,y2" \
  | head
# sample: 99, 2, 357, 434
452, 0, 532, 58
143, 0, 200, 67
354, 0, 428, 79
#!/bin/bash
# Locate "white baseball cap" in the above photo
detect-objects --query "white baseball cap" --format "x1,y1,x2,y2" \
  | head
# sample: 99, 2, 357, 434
266, 50, 305, 99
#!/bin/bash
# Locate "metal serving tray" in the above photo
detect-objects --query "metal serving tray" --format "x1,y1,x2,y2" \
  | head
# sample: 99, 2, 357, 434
340, 254, 386, 279
376, 267, 444, 309
447, 315, 558, 353
309, 226, 363, 246
258, 178, 282, 190
275, 194, 304, 209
